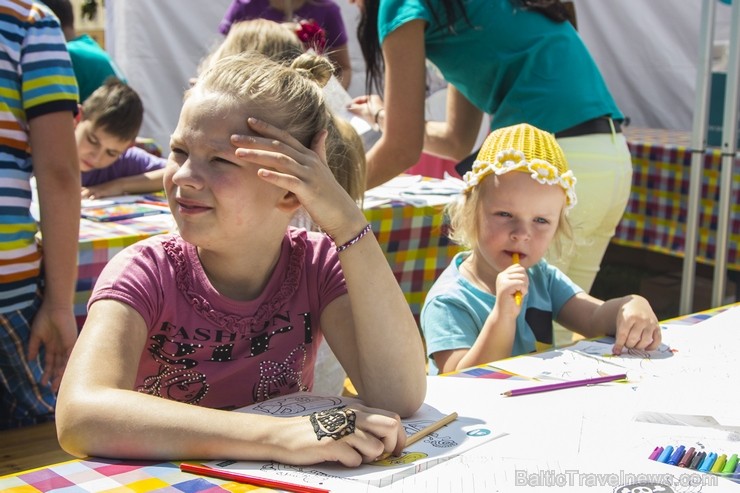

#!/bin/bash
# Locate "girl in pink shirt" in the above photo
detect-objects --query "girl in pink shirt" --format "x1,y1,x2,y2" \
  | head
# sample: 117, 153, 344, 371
56, 52, 426, 467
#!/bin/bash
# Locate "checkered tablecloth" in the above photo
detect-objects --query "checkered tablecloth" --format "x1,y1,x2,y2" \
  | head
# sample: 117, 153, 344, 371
365, 202, 463, 322
74, 215, 175, 329
617, 127, 740, 270
70, 199, 463, 329
0, 458, 249, 492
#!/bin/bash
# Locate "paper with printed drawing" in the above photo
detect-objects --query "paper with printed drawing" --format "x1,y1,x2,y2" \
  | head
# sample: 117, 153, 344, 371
488, 344, 630, 381
565, 338, 676, 380
202, 392, 505, 490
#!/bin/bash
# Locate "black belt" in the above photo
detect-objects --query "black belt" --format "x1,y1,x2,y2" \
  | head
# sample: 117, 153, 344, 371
555, 117, 622, 139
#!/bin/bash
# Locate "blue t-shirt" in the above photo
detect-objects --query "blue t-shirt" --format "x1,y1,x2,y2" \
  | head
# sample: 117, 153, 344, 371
421, 252, 581, 375
377, 0, 623, 134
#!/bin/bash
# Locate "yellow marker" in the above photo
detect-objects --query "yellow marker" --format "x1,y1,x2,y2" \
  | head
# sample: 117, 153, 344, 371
512, 253, 522, 306
711, 454, 727, 473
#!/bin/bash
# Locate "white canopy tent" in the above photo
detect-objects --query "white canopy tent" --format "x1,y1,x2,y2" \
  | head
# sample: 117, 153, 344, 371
106, 0, 734, 152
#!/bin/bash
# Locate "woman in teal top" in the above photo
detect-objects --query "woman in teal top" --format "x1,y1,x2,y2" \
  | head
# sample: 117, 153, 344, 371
350, 0, 633, 318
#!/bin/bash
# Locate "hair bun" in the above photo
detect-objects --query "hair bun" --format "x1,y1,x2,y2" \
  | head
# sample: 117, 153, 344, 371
290, 52, 334, 88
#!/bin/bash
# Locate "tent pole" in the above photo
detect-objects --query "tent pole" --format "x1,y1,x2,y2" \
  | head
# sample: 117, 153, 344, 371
711, 0, 740, 307
680, 0, 716, 314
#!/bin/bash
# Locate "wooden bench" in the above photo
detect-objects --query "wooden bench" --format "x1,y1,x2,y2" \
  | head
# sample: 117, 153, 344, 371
0, 422, 74, 477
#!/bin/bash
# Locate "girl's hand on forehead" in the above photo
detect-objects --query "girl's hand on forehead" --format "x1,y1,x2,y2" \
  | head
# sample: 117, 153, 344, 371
231, 118, 367, 237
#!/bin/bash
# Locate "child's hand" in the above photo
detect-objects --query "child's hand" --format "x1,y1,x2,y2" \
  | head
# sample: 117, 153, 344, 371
494, 263, 528, 316
276, 404, 406, 467
81, 182, 120, 199
231, 118, 366, 239
612, 295, 661, 355
347, 94, 384, 126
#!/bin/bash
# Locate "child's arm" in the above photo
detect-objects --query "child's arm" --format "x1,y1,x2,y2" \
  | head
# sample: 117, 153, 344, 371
431, 263, 527, 373
29, 111, 81, 390
232, 118, 427, 418
557, 293, 662, 354
81, 168, 165, 199
57, 300, 407, 465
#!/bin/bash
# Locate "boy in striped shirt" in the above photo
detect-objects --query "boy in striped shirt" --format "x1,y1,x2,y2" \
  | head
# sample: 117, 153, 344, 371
0, 0, 80, 429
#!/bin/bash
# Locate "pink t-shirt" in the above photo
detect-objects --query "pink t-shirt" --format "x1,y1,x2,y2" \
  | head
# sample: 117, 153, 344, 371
89, 229, 346, 409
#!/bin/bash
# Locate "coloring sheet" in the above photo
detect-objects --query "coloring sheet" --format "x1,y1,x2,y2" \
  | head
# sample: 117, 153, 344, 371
489, 345, 629, 381
202, 392, 505, 490
566, 339, 676, 380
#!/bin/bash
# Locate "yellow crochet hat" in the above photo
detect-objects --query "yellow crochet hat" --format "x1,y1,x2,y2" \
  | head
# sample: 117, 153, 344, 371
462, 123, 577, 209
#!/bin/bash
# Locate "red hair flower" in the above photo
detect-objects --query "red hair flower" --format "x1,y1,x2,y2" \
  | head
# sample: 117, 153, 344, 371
295, 19, 327, 53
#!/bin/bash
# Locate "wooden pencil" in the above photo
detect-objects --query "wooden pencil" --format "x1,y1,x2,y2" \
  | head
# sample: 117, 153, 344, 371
375, 411, 458, 462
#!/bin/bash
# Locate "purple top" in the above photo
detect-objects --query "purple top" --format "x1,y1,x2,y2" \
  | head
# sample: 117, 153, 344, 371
81, 145, 166, 187
218, 0, 348, 51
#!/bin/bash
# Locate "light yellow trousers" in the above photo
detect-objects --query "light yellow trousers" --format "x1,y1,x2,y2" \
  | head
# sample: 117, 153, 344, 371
548, 131, 633, 346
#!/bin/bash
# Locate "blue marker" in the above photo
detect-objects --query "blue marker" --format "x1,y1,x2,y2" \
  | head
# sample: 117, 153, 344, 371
667, 445, 686, 466
733, 460, 740, 480
657, 445, 674, 463
699, 452, 717, 473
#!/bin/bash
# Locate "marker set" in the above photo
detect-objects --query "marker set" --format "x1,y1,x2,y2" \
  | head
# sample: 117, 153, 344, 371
649, 445, 740, 480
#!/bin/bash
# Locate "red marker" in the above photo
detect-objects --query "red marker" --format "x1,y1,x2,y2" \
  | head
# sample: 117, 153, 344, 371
180, 462, 330, 493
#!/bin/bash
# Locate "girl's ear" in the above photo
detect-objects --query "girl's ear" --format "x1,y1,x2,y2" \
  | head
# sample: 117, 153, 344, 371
276, 190, 302, 215
75, 105, 83, 125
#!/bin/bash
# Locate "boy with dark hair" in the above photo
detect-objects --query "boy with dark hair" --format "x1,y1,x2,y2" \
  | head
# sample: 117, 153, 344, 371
76, 79, 166, 199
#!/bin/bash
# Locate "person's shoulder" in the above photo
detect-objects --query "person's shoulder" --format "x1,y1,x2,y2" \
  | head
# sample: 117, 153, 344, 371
122, 145, 167, 167
68, 34, 108, 56
288, 227, 334, 255
4, 0, 56, 24
120, 232, 177, 256
530, 258, 582, 294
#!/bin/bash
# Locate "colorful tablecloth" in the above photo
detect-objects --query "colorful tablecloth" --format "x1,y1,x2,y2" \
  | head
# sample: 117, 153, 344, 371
0, 458, 243, 492
618, 127, 740, 270
74, 215, 175, 329
72, 200, 463, 329
364, 202, 462, 321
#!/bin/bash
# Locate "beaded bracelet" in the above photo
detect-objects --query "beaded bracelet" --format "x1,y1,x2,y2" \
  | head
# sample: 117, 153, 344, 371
334, 223, 372, 252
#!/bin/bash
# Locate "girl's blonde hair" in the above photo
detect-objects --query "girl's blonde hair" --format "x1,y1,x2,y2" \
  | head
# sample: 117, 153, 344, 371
326, 116, 367, 204
194, 20, 366, 204
191, 51, 333, 150
198, 19, 304, 76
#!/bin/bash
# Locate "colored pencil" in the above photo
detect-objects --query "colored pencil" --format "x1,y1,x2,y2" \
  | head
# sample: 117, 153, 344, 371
501, 373, 627, 397
375, 411, 458, 461
512, 253, 522, 306
179, 462, 330, 493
